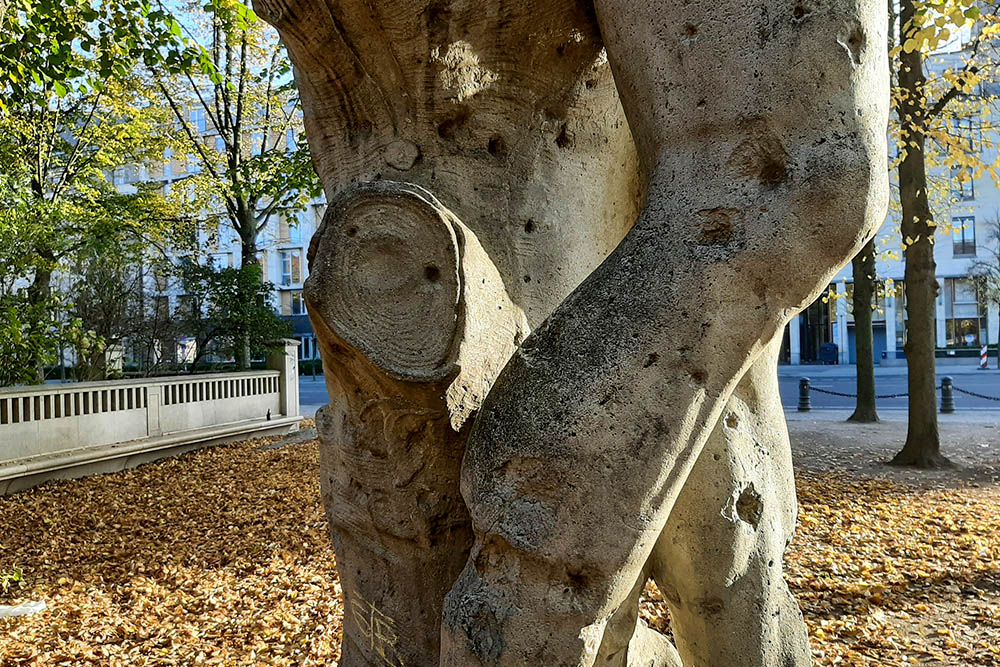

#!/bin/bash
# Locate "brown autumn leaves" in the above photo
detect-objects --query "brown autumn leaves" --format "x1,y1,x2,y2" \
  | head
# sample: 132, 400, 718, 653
1, 423, 998, 666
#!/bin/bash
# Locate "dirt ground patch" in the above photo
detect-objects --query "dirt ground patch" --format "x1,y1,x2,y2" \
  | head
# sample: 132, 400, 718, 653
1, 416, 998, 665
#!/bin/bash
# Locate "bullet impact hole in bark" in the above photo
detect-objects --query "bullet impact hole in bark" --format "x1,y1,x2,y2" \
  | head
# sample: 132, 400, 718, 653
697, 208, 738, 245
736, 483, 763, 528
729, 124, 789, 187
487, 135, 507, 156
437, 108, 471, 139
555, 123, 574, 149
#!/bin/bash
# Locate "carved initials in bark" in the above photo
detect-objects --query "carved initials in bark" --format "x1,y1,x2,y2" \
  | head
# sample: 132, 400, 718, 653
259, 0, 889, 664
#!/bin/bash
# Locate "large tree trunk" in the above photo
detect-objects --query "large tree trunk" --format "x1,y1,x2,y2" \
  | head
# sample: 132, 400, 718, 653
260, 0, 888, 664
442, 0, 888, 662
849, 238, 879, 422
261, 2, 641, 662
890, 0, 949, 467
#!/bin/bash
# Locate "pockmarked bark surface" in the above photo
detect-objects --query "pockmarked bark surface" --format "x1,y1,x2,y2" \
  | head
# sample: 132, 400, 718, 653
256, 1, 639, 663
440, 0, 888, 663
257, 0, 889, 664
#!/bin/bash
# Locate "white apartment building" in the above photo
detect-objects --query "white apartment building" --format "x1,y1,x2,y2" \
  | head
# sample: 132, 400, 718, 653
113, 110, 326, 366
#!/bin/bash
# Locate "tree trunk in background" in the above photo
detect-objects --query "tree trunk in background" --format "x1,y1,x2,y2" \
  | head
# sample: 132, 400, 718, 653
891, 0, 949, 467
849, 238, 879, 422
235, 223, 259, 371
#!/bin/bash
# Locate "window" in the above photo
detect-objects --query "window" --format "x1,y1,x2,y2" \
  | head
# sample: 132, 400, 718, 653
252, 132, 265, 155
279, 290, 303, 316
279, 213, 301, 243
943, 277, 986, 348
154, 296, 170, 321
210, 252, 233, 269
953, 216, 976, 256
280, 249, 302, 286
291, 290, 306, 315
286, 128, 296, 151
298, 336, 317, 360
113, 166, 138, 185
176, 295, 197, 318
153, 265, 170, 292
173, 154, 188, 176
951, 167, 974, 201
844, 282, 887, 324
190, 108, 207, 133
951, 117, 981, 152
215, 135, 226, 153
278, 214, 291, 242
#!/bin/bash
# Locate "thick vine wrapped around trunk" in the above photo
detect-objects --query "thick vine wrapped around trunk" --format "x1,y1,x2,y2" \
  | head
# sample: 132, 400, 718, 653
440, 0, 888, 663
257, 0, 889, 664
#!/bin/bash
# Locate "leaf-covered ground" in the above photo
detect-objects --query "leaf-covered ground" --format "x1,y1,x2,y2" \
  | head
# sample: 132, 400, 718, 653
1, 419, 998, 665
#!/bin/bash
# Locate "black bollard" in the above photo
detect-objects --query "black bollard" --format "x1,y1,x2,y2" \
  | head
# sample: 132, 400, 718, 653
940, 376, 955, 414
798, 377, 811, 412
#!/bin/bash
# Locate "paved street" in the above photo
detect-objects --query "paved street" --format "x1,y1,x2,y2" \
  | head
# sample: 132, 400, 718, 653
299, 374, 329, 417
300, 360, 1000, 418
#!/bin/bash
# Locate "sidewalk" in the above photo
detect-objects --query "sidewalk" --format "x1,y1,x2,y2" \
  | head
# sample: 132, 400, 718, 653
778, 358, 998, 378
785, 407, 1000, 424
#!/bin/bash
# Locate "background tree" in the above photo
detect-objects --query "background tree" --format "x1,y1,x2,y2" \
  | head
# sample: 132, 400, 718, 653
0, 0, 217, 384
153, 0, 318, 368
155, 0, 319, 269
174, 261, 292, 372
890, 0, 1000, 467
0, 73, 190, 384
849, 238, 881, 422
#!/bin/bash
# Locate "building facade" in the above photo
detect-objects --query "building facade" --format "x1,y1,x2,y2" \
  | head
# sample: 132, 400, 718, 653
112, 112, 326, 367
781, 42, 1000, 365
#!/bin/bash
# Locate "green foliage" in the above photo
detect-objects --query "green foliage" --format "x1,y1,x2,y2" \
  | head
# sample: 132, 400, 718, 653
0, 6, 199, 384
0, 565, 26, 596
0, 0, 260, 112
174, 261, 292, 370
156, 0, 320, 263
0, 299, 58, 386
1, 0, 176, 110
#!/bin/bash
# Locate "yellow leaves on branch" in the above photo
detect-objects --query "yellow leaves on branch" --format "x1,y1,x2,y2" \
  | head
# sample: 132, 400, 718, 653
902, 0, 981, 54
